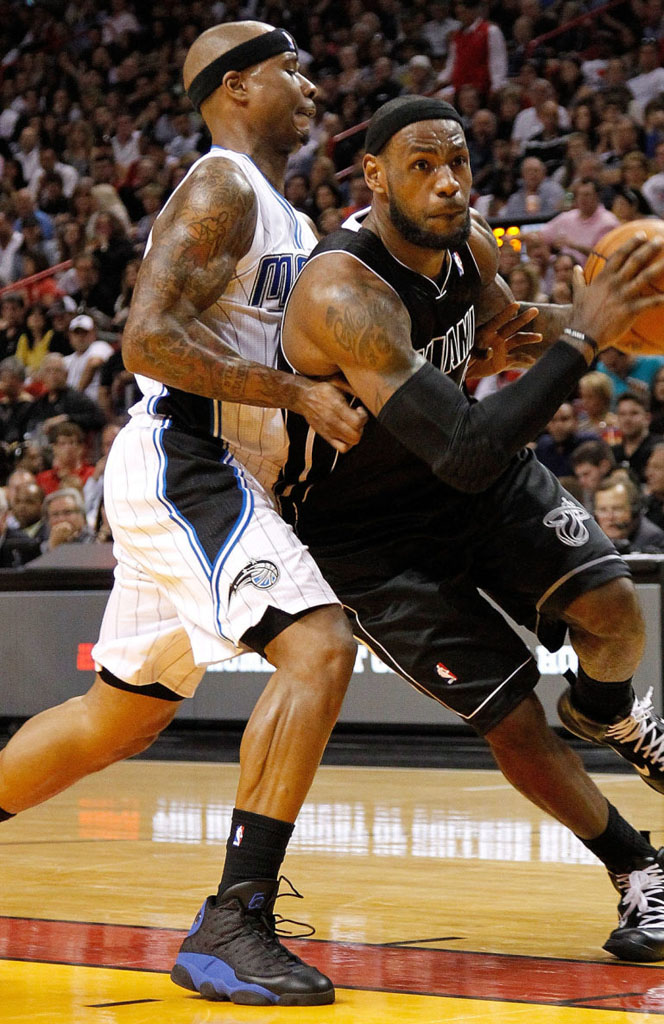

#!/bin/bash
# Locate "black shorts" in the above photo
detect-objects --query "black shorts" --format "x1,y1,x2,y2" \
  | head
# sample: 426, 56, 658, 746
309, 450, 630, 735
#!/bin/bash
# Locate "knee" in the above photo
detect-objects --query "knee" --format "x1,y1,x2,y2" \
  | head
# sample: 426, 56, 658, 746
565, 578, 644, 646
267, 608, 357, 718
306, 628, 356, 719
317, 624, 358, 679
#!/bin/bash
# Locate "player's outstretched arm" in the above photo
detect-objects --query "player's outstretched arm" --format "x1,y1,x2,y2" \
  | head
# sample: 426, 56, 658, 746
121, 158, 364, 452
285, 238, 664, 492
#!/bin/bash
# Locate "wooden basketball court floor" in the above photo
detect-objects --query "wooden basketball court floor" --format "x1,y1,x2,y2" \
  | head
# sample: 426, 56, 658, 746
3, 758, 664, 1023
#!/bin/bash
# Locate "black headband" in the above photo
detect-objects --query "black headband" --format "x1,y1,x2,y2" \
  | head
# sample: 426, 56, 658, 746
365, 97, 464, 155
187, 29, 298, 111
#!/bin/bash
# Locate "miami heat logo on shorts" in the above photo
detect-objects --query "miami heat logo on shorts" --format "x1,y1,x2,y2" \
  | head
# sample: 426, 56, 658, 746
229, 559, 280, 601
542, 497, 591, 547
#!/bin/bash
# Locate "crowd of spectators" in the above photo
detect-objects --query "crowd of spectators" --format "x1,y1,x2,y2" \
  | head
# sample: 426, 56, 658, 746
536, 380, 664, 553
3, 0, 664, 563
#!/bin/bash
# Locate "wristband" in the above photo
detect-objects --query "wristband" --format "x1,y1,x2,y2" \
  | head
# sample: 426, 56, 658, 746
562, 327, 599, 358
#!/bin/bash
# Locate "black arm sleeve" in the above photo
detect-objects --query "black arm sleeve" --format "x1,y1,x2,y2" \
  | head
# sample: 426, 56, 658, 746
377, 339, 588, 493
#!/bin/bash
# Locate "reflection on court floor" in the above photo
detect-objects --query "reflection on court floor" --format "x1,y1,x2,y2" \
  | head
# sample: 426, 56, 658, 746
2, 760, 664, 1022
150, 796, 598, 863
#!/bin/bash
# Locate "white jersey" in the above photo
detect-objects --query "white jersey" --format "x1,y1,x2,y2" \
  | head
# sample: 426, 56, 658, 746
133, 146, 317, 488
93, 148, 338, 692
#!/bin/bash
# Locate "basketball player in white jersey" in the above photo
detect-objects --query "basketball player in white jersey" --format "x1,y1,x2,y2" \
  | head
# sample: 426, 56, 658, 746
0, 23, 367, 1006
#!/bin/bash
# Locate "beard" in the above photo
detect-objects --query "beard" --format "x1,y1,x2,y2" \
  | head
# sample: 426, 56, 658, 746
388, 194, 471, 251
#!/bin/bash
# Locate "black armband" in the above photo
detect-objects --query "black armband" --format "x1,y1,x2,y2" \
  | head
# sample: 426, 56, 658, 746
377, 340, 588, 493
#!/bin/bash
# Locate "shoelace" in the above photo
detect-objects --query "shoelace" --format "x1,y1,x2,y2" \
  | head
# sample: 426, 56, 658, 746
615, 863, 664, 927
606, 688, 664, 769
239, 877, 315, 967
272, 876, 316, 939
246, 915, 305, 966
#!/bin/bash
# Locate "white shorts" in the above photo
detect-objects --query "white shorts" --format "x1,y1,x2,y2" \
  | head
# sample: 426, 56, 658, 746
91, 413, 338, 698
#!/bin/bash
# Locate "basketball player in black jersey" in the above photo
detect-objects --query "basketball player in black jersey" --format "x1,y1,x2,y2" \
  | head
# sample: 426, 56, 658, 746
277, 96, 664, 961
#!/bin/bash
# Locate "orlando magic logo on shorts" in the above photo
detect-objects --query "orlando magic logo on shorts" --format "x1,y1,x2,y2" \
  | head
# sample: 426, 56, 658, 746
229, 560, 280, 601
542, 496, 591, 547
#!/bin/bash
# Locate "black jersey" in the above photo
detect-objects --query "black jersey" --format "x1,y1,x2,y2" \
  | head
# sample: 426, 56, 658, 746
275, 223, 482, 547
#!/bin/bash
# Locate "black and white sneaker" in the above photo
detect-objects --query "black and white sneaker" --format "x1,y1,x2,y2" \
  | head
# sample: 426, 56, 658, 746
170, 878, 334, 1005
604, 850, 664, 961
558, 687, 664, 795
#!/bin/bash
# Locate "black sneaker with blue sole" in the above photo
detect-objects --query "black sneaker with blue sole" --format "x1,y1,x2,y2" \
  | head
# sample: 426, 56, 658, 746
170, 879, 334, 1005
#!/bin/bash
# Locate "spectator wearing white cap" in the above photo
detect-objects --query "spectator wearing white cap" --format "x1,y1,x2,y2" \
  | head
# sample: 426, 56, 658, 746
63, 315, 113, 403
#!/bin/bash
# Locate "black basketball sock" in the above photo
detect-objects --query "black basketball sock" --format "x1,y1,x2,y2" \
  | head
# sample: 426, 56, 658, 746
577, 801, 655, 873
0, 806, 15, 822
217, 808, 294, 901
571, 666, 634, 723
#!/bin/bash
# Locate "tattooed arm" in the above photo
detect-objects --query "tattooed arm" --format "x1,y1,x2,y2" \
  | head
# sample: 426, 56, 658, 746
282, 253, 427, 415
283, 241, 664, 486
283, 248, 543, 413
123, 157, 365, 451
123, 158, 258, 393
281, 250, 609, 491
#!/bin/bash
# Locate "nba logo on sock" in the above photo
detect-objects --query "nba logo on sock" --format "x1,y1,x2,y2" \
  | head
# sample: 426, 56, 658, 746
436, 661, 457, 683
233, 825, 245, 847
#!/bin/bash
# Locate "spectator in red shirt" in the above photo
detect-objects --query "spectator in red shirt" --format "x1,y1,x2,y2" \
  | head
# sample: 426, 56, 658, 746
436, 0, 508, 102
36, 421, 94, 495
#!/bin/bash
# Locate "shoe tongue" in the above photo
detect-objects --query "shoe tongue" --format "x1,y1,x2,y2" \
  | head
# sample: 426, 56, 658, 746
223, 879, 279, 912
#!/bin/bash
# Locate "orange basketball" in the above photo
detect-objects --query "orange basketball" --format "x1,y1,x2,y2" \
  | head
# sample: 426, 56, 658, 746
584, 218, 664, 351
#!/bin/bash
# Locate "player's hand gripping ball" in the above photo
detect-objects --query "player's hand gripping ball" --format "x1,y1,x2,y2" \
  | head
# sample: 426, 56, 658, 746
584, 219, 664, 353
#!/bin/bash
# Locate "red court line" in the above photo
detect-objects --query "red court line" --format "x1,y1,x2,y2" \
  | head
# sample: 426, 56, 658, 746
2, 916, 664, 1011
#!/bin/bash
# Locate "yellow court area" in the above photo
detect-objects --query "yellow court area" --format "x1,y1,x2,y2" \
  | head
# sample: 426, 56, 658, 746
5, 961, 664, 1024
2, 760, 664, 1023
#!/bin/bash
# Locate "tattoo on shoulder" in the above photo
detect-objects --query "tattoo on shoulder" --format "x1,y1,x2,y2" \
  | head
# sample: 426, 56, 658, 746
125, 159, 259, 393
145, 159, 256, 307
324, 286, 397, 367
181, 163, 254, 262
